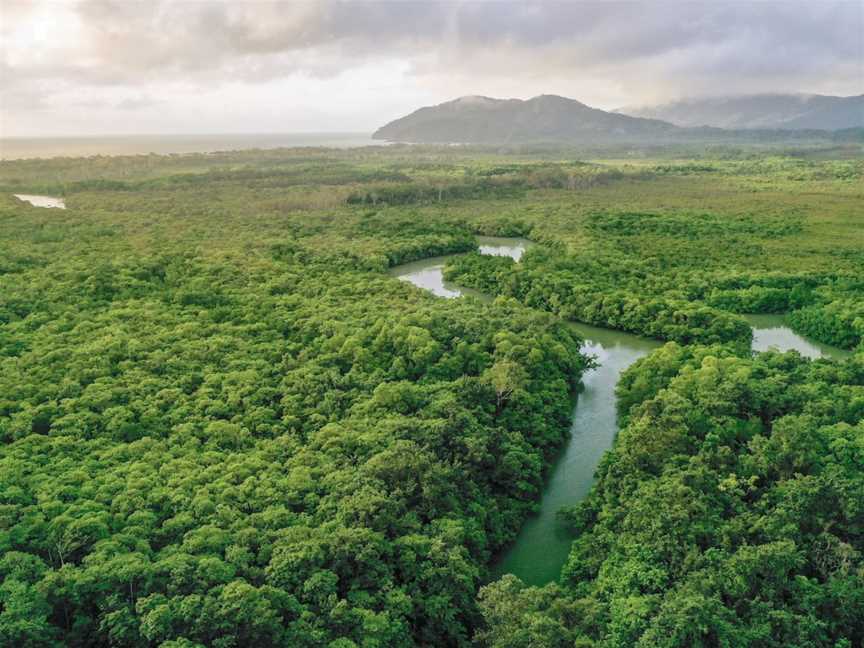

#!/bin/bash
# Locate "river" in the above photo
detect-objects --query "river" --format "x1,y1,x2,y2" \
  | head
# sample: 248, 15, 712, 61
389, 236, 533, 298
492, 321, 661, 584
745, 313, 850, 361
389, 238, 853, 586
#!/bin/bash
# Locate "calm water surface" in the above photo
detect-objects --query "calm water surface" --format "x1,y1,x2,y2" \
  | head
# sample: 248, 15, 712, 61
387, 255, 488, 299
492, 322, 661, 584
0, 133, 380, 160
477, 236, 533, 261
745, 314, 850, 360
390, 237, 660, 584
13, 194, 66, 209
388, 236, 533, 298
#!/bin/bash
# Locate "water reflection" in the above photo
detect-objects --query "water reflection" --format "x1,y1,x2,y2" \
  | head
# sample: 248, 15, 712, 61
477, 236, 533, 261
745, 314, 850, 360
388, 241, 853, 587
389, 235, 532, 298
388, 256, 484, 299
490, 321, 661, 585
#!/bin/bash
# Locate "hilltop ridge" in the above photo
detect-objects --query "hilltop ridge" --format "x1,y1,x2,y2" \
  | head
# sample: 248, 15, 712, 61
373, 94, 677, 143
374, 93, 864, 143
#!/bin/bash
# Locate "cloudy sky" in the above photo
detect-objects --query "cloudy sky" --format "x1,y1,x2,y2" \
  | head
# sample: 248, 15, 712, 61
2, 0, 862, 136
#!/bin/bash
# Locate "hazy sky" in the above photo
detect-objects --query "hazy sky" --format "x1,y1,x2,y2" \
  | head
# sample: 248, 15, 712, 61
2, 0, 862, 136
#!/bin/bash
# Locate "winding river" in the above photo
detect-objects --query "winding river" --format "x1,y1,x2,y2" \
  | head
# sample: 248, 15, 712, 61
390, 236, 533, 299
390, 237, 850, 586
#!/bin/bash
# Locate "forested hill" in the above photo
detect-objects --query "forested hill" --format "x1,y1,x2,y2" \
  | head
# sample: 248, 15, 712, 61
622, 93, 864, 130
373, 95, 678, 143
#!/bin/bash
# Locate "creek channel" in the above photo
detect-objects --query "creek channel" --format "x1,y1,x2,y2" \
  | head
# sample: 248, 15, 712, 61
390, 236, 848, 585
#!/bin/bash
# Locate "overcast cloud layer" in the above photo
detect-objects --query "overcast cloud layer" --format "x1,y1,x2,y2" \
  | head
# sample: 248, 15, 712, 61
1, 0, 862, 136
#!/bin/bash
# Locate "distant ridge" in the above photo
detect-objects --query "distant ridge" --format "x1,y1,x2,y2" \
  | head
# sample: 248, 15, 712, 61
373, 94, 678, 143
620, 94, 864, 130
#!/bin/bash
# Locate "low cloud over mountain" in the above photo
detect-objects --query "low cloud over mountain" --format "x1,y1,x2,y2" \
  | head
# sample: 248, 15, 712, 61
621, 94, 864, 130
3, 1, 861, 135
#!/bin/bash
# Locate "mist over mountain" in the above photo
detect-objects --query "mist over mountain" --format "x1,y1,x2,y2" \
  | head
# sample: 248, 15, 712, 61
621, 94, 864, 130
373, 95, 678, 143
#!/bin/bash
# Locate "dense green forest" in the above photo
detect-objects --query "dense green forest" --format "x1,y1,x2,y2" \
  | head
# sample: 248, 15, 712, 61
1, 144, 862, 646
479, 346, 864, 647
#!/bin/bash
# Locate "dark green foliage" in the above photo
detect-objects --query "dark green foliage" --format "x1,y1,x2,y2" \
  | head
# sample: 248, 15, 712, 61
346, 180, 524, 206
0, 184, 589, 646
706, 285, 791, 313
444, 251, 753, 349
481, 349, 864, 647
788, 299, 864, 350
586, 211, 803, 239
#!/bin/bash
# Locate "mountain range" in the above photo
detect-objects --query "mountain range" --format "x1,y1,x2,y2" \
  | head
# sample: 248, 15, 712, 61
621, 94, 864, 130
372, 93, 863, 143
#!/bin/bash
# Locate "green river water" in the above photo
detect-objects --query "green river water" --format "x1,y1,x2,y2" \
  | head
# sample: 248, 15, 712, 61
390, 237, 850, 586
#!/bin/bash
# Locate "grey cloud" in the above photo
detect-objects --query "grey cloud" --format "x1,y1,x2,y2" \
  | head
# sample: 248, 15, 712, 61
2, 0, 862, 115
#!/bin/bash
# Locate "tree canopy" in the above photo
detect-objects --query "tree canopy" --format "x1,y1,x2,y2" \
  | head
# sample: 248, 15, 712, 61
1, 144, 861, 646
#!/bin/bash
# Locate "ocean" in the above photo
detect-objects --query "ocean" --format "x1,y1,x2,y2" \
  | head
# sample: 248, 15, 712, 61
0, 133, 382, 160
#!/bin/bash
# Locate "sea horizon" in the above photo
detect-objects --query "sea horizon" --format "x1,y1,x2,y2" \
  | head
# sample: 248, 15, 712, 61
0, 132, 382, 160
